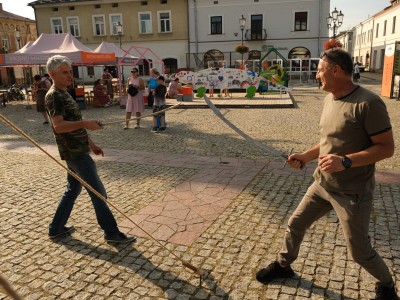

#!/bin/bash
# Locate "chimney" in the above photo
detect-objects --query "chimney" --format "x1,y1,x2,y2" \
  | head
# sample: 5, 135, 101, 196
0, 3, 3, 11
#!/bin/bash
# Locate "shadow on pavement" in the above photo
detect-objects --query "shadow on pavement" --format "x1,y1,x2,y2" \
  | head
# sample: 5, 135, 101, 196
54, 237, 230, 299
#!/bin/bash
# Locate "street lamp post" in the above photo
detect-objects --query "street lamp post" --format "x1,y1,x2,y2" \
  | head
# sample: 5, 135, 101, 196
239, 15, 246, 67
326, 7, 344, 39
116, 22, 124, 84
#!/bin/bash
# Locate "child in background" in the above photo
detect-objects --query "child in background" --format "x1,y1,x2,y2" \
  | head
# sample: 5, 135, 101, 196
151, 76, 167, 132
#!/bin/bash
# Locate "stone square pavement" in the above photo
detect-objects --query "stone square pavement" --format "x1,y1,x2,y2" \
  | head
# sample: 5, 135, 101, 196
0, 81, 399, 299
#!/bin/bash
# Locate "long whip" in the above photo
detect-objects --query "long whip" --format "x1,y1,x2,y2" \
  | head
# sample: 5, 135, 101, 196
100, 103, 182, 126
0, 114, 202, 280
0, 272, 22, 300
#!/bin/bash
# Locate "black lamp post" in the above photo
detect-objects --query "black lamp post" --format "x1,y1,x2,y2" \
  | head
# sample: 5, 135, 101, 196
326, 7, 344, 39
116, 21, 124, 83
239, 15, 246, 67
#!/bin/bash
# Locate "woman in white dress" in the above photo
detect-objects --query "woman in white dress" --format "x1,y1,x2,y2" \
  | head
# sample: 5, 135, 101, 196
125, 68, 145, 129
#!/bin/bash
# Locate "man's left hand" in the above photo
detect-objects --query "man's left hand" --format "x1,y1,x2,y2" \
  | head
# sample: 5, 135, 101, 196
90, 144, 104, 156
318, 154, 345, 173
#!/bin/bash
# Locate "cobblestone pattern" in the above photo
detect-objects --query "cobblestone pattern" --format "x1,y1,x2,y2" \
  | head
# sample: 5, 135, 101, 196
1, 78, 399, 299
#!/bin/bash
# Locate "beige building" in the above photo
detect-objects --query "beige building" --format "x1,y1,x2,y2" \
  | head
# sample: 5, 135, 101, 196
0, 2, 37, 85
29, 0, 189, 80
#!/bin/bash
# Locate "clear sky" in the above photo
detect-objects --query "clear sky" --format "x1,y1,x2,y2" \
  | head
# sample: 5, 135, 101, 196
2, 0, 392, 29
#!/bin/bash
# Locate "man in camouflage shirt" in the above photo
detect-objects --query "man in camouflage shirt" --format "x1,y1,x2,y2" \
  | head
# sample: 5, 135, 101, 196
45, 55, 135, 243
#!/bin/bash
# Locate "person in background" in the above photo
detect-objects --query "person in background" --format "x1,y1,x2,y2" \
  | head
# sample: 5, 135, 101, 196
93, 79, 112, 108
125, 68, 145, 129
256, 48, 397, 300
151, 75, 167, 133
45, 55, 135, 243
353, 62, 361, 82
101, 68, 114, 99
42, 73, 52, 89
147, 68, 159, 107
32, 74, 50, 124
167, 77, 180, 99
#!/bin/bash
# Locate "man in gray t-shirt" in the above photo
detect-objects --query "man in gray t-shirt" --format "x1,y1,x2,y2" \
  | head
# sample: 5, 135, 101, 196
256, 48, 397, 300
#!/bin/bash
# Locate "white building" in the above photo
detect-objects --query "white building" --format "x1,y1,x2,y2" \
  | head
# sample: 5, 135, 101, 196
187, 0, 330, 69
371, 1, 399, 71
336, 0, 400, 73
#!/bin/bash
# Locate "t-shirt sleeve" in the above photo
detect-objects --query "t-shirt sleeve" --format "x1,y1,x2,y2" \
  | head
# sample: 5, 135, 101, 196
363, 98, 392, 136
46, 90, 65, 117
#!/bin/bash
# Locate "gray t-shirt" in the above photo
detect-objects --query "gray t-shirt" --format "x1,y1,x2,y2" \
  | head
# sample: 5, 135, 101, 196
314, 85, 392, 193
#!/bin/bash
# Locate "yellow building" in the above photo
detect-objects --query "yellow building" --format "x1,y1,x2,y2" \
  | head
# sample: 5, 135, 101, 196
29, 0, 189, 80
0, 3, 37, 85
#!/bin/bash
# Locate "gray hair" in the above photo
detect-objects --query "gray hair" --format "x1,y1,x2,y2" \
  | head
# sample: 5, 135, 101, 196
46, 55, 72, 73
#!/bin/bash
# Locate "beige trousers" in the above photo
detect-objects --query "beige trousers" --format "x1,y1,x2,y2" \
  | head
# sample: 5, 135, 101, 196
278, 181, 393, 286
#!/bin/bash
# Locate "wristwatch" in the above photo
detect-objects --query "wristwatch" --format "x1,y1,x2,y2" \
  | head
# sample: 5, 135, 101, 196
342, 156, 352, 169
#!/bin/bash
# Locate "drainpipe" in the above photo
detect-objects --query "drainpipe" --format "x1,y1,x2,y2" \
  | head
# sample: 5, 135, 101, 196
370, 18, 374, 71
194, 0, 199, 55
318, 0, 322, 55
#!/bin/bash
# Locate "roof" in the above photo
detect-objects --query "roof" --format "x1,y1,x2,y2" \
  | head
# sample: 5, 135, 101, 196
28, 0, 95, 6
0, 6, 35, 22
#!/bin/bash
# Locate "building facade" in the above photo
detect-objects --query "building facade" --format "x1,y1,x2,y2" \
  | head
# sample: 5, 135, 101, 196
187, 0, 330, 69
29, 0, 189, 81
0, 2, 37, 85
336, 0, 400, 73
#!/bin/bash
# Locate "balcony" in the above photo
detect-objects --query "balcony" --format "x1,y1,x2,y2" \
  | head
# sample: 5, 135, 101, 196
245, 29, 267, 41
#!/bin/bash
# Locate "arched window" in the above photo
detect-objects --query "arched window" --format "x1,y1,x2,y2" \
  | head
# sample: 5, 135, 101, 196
248, 50, 261, 60
163, 58, 178, 74
203, 49, 224, 68
288, 47, 311, 59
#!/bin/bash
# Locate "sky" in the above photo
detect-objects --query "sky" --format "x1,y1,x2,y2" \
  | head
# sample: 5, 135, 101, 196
2, 0, 392, 30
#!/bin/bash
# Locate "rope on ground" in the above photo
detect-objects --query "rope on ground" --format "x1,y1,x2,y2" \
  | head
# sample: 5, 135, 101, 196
0, 113, 203, 282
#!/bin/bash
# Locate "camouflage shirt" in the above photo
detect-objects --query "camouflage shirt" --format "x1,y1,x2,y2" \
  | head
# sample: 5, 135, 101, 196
45, 86, 90, 161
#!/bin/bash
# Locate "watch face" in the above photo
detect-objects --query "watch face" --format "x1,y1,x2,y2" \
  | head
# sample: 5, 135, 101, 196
343, 157, 352, 168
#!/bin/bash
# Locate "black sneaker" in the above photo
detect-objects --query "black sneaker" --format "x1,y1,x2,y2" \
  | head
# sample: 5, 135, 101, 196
105, 232, 136, 244
256, 261, 294, 283
375, 285, 399, 300
158, 127, 166, 132
151, 127, 158, 132
49, 226, 75, 239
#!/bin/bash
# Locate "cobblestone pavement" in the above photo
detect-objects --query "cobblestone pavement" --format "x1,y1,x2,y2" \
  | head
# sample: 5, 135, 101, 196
0, 76, 399, 299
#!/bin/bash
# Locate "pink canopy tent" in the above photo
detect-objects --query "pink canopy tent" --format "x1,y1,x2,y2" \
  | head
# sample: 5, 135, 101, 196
93, 42, 137, 64
1, 33, 115, 66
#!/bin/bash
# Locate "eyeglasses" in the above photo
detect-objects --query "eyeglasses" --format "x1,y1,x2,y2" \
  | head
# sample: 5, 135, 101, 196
320, 51, 345, 71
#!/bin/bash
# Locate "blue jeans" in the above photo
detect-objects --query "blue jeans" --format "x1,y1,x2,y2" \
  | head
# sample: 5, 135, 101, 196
49, 154, 119, 237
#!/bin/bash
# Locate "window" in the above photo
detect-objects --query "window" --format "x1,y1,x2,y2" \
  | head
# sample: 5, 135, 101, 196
158, 11, 171, 33
110, 14, 122, 35
87, 66, 95, 76
294, 11, 307, 31
376, 23, 379, 38
93, 15, 106, 36
384, 20, 387, 36
67, 17, 80, 37
160, 0, 167, 3
163, 58, 178, 74
210, 16, 222, 35
141, 1, 148, 5
393, 16, 396, 33
112, 3, 118, 7
139, 12, 152, 34
51, 18, 63, 34
1, 38, 9, 52
250, 14, 263, 40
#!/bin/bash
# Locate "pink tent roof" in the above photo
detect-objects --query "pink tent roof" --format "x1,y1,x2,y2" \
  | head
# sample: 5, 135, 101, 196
2, 33, 115, 66
17, 33, 93, 54
93, 42, 137, 60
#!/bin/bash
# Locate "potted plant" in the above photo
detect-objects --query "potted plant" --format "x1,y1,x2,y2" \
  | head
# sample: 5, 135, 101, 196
235, 45, 249, 54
